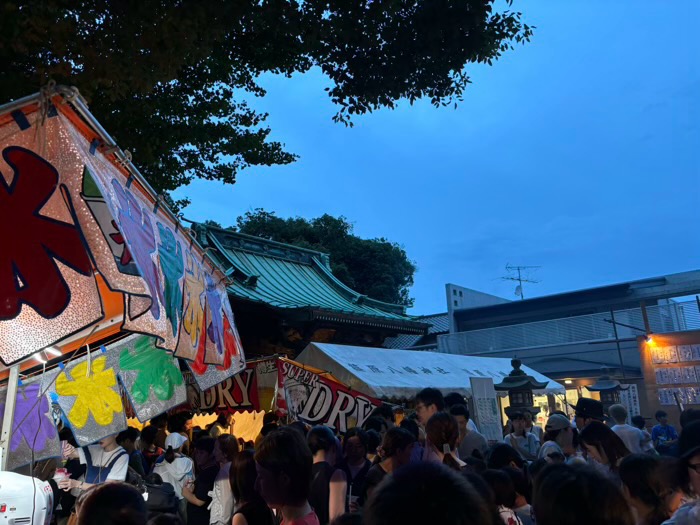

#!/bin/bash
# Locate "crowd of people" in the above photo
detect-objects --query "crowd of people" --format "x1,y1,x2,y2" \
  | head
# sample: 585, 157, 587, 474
44, 389, 700, 525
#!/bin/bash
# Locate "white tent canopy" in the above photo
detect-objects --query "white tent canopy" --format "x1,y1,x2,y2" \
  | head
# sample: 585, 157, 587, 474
295, 343, 565, 400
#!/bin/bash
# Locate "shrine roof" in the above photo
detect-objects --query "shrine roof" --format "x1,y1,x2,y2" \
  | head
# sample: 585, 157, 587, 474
195, 225, 427, 334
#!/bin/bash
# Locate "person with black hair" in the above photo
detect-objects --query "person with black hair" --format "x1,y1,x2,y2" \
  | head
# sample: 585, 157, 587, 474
141, 425, 165, 472
210, 434, 239, 525
76, 481, 149, 525
143, 472, 179, 520
364, 462, 494, 525
209, 412, 235, 439
579, 421, 630, 479
255, 427, 319, 525
444, 392, 467, 409
256, 423, 282, 449
182, 436, 219, 525
364, 427, 415, 501
662, 421, 700, 525
307, 426, 348, 525
168, 412, 194, 456
152, 432, 194, 520
365, 429, 382, 463
230, 449, 275, 525
287, 420, 311, 438
523, 411, 543, 443
679, 408, 700, 429
425, 412, 467, 471
117, 426, 149, 477
369, 404, 396, 429
362, 416, 389, 437
58, 434, 129, 493
450, 404, 488, 460
415, 388, 445, 426
532, 463, 634, 525
652, 410, 679, 456
619, 454, 672, 525
263, 411, 280, 426
504, 412, 540, 461
400, 418, 425, 462
482, 469, 524, 525
487, 444, 525, 470
462, 471, 502, 524
150, 414, 169, 450
340, 427, 372, 512
503, 467, 532, 525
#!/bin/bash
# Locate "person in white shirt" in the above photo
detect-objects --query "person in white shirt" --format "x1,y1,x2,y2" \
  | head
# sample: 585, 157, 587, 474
504, 411, 540, 461
209, 434, 238, 525
524, 411, 544, 443
609, 404, 646, 454
538, 413, 574, 463
631, 415, 657, 454
58, 434, 129, 493
153, 432, 195, 520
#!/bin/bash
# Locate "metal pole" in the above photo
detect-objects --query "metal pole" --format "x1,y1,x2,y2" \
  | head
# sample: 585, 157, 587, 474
518, 268, 524, 300
0, 93, 41, 116
0, 365, 20, 470
610, 310, 626, 380
640, 301, 651, 334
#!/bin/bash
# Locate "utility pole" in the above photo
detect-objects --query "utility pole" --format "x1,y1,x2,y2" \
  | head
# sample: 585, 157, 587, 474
502, 264, 541, 300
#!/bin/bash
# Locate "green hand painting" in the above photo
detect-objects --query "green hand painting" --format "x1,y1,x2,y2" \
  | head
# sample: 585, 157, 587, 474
120, 337, 184, 404
157, 223, 184, 337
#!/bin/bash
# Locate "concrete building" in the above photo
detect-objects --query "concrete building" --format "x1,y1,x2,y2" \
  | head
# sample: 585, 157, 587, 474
387, 270, 700, 420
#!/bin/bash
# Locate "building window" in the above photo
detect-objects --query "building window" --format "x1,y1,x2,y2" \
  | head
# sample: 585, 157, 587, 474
453, 290, 457, 296
459, 291, 463, 297
454, 300, 458, 306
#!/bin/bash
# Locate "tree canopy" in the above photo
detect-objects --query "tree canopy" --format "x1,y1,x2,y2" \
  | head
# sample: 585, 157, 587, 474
229, 210, 416, 307
0, 1, 531, 203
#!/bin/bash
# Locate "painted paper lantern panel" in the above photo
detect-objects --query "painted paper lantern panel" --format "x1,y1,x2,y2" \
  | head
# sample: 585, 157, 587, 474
49, 349, 126, 446
60, 114, 204, 360
0, 378, 61, 470
185, 353, 246, 393
174, 251, 208, 362
0, 111, 105, 366
114, 334, 187, 423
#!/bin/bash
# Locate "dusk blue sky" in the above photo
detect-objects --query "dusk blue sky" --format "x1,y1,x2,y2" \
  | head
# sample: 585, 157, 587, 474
175, 1, 700, 315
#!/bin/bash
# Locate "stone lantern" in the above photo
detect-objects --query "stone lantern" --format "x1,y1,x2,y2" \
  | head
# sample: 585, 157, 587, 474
494, 358, 548, 418
586, 370, 628, 411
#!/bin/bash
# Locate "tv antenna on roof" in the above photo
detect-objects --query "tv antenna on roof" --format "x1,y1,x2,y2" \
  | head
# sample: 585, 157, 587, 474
501, 264, 541, 300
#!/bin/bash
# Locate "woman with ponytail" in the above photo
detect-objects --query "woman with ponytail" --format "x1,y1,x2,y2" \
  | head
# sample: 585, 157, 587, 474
425, 412, 467, 471
153, 433, 194, 521
363, 427, 415, 501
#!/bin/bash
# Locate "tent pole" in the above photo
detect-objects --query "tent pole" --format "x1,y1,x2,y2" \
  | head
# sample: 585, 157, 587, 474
0, 93, 41, 116
0, 364, 20, 471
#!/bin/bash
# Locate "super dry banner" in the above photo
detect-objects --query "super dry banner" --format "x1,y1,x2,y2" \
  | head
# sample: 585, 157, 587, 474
184, 358, 278, 414
277, 360, 380, 433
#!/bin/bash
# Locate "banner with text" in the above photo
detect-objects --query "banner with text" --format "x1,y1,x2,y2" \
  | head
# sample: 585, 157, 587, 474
184, 358, 277, 414
277, 360, 380, 432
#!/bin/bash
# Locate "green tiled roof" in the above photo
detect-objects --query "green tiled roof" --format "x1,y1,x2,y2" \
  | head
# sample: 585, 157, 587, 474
196, 225, 427, 334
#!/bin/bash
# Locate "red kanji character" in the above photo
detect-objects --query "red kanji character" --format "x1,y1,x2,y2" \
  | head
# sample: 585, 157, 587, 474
0, 147, 92, 320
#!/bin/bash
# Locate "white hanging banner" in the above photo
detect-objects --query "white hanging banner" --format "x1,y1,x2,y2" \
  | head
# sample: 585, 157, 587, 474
620, 384, 641, 423
469, 377, 502, 443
